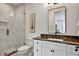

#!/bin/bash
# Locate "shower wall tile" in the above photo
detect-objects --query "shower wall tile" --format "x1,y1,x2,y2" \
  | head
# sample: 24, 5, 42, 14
0, 4, 25, 54
0, 4, 14, 53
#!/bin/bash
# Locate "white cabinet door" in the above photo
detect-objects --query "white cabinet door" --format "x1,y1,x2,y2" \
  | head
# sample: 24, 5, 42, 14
42, 47, 53, 56
42, 41, 66, 56
34, 46, 42, 56
42, 40, 66, 51
67, 44, 79, 56
42, 40, 66, 56
42, 47, 66, 56
67, 53, 77, 56
34, 40, 42, 46
34, 40, 42, 56
53, 50, 66, 56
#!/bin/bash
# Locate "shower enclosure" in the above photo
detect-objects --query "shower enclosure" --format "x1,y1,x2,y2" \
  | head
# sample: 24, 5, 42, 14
0, 4, 25, 56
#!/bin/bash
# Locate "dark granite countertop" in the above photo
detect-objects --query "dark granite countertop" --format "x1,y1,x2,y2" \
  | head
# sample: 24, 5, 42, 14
33, 34, 79, 46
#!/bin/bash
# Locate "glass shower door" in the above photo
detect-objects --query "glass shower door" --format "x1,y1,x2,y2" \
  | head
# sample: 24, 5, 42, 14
0, 22, 8, 56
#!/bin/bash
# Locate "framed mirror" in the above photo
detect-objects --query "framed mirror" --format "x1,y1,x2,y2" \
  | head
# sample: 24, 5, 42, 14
48, 7, 66, 34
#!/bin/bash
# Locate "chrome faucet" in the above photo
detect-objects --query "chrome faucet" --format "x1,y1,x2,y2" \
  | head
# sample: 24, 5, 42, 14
55, 24, 60, 35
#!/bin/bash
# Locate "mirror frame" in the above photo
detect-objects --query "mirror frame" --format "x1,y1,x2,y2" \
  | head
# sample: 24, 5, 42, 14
48, 6, 66, 34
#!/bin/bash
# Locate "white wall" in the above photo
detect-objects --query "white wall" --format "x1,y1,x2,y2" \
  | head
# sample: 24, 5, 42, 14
48, 3, 79, 35
66, 4, 79, 35
25, 3, 48, 38
25, 4, 49, 46
25, 3, 79, 39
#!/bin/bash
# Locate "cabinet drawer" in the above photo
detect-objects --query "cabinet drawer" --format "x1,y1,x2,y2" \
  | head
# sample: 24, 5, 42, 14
34, 46, 42, 56
34, 40, 42, 46
67, 44, 79, 55
42, 41, 66, 51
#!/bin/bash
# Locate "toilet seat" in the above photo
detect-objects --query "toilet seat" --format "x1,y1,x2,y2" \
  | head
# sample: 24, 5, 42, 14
18, 45, 31, 51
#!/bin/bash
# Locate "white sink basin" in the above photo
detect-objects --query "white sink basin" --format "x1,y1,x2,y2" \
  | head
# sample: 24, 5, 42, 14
47, 38, 63, 42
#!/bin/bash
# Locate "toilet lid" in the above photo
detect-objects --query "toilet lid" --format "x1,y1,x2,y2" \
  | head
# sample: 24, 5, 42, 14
18, 45, 31, 51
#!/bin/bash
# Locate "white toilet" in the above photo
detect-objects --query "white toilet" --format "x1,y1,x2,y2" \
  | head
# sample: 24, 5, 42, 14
17, 45, 32, 56
18, 45, 31, 51
12, 38, 33, 56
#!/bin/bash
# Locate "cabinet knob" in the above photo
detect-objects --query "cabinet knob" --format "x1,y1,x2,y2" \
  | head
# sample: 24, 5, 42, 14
51, 50, 53, 52
75, 46, 79, 52
53, 50, 55, 52
75, 48, 78, 52
37, 42, 38, 44
51, 50, 55, 52
36, 50, 38, 52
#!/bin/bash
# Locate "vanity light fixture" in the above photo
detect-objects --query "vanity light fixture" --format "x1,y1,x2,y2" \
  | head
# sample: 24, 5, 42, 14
48, 3, 58, 6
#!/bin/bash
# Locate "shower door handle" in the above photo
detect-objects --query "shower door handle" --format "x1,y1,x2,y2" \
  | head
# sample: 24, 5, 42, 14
6, 29, 9, 35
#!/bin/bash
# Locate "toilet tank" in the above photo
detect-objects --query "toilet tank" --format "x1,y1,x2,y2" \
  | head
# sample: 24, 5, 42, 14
25, 37, 33, 46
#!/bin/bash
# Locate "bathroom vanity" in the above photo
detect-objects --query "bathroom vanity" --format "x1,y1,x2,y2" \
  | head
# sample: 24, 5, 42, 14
32, 4, 79, 56
33, 34, 79, 56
